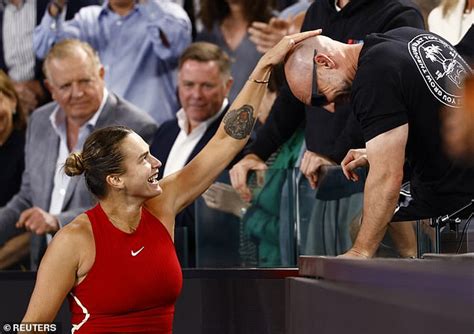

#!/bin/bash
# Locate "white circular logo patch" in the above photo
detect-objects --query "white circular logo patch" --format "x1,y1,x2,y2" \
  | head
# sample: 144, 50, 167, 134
408, 33, 472, 108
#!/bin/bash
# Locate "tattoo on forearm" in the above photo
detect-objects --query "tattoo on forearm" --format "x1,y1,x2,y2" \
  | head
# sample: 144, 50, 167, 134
223, 104, 255, 140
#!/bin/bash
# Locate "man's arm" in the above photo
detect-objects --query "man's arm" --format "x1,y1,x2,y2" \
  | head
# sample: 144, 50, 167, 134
140, 0, 192, 61
33, 3, 98, 59
342, 124, 408, 257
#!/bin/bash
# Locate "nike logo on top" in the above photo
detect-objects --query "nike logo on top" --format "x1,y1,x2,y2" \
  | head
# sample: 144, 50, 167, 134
131, 246, 145, 256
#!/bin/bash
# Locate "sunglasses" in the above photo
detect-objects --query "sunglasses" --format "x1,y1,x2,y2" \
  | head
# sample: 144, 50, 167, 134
311, 49, 328, 107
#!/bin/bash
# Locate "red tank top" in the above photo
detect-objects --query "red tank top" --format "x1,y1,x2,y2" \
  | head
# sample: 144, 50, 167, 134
68, 204, 182, 333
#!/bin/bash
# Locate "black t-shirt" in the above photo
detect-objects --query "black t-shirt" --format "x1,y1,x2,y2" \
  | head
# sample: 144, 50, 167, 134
352, 27, 474, 202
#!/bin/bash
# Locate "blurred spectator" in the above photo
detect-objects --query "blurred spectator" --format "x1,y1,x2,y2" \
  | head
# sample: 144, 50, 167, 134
428, 0, 473, 44
248, 1, 310, 54
0, 39, 157, 270
197, 0, 273, 102
0, 70, 27, 206
150, 42, 233, 266
0, 0, 99, 113
33, 0, 192, 125
0, 69, 29, 270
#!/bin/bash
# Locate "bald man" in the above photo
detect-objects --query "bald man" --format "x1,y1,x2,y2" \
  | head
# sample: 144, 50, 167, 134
230, 0, 424, 200
285, 27, 474, 258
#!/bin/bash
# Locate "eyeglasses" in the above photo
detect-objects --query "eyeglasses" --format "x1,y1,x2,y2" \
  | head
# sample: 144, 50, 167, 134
311, 49, 328, 107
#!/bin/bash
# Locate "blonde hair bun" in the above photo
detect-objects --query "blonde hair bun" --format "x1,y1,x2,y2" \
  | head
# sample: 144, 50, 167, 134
64, 152, 85, 176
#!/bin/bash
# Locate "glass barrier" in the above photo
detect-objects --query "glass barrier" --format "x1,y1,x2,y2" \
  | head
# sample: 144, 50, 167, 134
296, 166, 366, 257
193, 166, 367, 268
194, 169, 295, 268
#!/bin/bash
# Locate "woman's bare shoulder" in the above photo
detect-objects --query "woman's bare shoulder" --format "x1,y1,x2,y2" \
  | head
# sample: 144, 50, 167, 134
51, 214, 93, 248
38, 214, 94, 279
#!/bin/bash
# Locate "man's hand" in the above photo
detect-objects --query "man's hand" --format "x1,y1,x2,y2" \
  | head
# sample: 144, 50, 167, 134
337, 248, 371, 259
203, 182, 250, 217
299, 150, 335, 189
341, 148, 368, 182
229, 154, 267, 202
249, 18, 290, 54
257, 29, 322, 69
16, 207, 59, 235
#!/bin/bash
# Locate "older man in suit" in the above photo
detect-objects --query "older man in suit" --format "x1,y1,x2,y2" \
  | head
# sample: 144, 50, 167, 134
0, 39, 157, 270
150, 42, 233, 266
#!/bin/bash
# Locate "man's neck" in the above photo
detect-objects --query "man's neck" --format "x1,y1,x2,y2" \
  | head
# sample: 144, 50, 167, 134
109, 1, 135, 17
337, 0, 350, 9
345, 43, 363, 81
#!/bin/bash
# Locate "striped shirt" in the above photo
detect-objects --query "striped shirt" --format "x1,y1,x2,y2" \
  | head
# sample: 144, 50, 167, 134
3, 0, 36, 81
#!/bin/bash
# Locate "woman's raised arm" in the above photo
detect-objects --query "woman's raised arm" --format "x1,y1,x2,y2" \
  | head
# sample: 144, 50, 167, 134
145, 30, 322, 223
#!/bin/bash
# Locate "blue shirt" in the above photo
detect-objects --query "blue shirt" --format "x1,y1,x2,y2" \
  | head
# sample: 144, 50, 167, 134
34, 0, 192, 124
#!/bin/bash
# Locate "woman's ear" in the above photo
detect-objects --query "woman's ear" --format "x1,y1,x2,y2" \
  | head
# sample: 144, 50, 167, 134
106, 174, 124, 190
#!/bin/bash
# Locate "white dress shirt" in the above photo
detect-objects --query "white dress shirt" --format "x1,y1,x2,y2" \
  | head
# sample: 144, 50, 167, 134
46, 89, 108, 241
163, 99, 228, 177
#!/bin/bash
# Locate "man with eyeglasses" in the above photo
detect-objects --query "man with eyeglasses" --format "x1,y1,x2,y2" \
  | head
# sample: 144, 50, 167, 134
230, 0, 424, 199
284, 28, 474, 258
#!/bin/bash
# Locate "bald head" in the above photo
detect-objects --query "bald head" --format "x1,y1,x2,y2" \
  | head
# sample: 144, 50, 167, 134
284, 35, 360, 106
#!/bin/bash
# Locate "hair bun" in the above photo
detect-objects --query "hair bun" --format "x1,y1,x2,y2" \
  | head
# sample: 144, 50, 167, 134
64, 152, 85, 176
